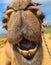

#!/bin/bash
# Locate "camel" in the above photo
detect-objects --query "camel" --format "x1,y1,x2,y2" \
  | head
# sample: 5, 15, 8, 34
2, 0, 46, 65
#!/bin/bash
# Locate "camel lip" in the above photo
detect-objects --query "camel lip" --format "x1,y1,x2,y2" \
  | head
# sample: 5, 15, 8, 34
16, 38, 38, 50
13, 38, 41, 60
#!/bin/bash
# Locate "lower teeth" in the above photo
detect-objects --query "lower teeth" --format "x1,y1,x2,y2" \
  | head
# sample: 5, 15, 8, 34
17, 47, 37, 57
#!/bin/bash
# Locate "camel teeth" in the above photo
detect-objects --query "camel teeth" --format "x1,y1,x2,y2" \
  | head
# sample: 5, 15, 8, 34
17, 47, 28, 56
29, 47, 37, 55
22, 50, 29, 57
17, 47, 37, 57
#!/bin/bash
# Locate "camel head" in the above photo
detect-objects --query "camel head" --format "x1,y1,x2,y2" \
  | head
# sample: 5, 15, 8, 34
2, 0, 45, 65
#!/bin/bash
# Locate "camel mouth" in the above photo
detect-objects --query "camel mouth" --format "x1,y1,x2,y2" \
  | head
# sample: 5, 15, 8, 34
13, 38, 40, 60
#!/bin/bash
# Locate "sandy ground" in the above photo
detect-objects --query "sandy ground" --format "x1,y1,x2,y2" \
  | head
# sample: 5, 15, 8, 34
0, 34, 51, 65
42, 33, 51, 65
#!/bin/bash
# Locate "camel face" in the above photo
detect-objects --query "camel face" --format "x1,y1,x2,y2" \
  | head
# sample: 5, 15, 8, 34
2, 0, 45, 65
7, 10, 41, 43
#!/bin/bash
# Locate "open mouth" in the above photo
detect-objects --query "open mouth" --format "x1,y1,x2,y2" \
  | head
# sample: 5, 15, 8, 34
13, 38, 40, 60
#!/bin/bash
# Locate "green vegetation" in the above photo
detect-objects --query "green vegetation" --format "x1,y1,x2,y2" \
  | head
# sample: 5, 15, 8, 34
0, 36, 5, 39
45, 27, 51, 34
0, 34, 6, 40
